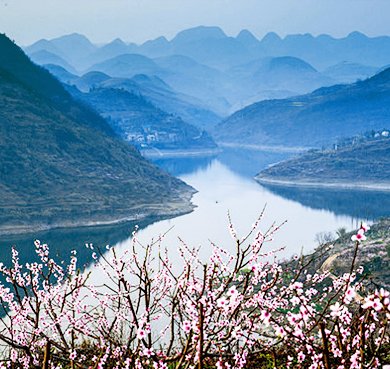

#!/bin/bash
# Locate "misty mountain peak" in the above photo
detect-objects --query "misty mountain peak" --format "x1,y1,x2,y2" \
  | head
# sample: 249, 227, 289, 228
268, 56, 317, 72
260, 32, 282, 45
347, 31, 368, 40
50, 33, 97, 58
52, 33, 94, 46
171, 26, 227, 45
236, 29, 260, 47
111, 38, 126, 46
140, 36, 169, 48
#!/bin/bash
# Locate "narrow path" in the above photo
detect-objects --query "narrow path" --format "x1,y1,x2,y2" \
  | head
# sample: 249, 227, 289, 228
319, 247, 363, 302
319, 249, 349, 277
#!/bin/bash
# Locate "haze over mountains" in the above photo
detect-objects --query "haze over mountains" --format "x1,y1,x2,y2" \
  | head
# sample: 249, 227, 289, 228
212, 66, 390, 149
66, 83, 217, 151
24, 26, 389, 119
20, 26, 390, 187
2, 23, 390, 235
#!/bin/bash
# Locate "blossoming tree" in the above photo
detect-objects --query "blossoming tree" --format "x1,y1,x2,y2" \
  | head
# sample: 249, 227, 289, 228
0, 214, 388, 368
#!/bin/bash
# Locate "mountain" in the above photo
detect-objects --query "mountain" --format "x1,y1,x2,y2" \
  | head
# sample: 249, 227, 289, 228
235, 30, 261, 53
153, 54, 231, 116
171, 26, 227, 45
70, 72, 221, 128
67, 85, 217, 151
259, 32, 284, 56
25, 29, 390, 74
227, 56, 335, 109
87, 38, 138, 66
49, 33, 97, 70
24, 33, 97, 71
254, 136, 390, 188
87, 53, 162, 77
24, 39, 67, 60
170, 26, 253, 70
211, 67, 390, 148
322, 62, 379, 84
0, 34, 195, 234
73, 71, 111, 91
257, 31, 390, 70
24, 29, 390, 118
138, 36, 171, 58
43, 64, 79, 84
0, 36, 71, 102
87, 52, 231, 117
250, 57, 331, 88
29, 50, 79, 75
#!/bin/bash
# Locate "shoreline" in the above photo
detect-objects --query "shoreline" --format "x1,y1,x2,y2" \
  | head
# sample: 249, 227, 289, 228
0, 206, 195, 237
0, 189, 197, 237
254, 176, 390, 191
217, 142, 311, 153
140, 147, 221, 159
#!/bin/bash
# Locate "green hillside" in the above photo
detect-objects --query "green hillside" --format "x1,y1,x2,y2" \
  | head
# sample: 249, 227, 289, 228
0, 34, 195, 234
212, 67, 390, 148
255, 136, 390, 188
69, 86, 217, 150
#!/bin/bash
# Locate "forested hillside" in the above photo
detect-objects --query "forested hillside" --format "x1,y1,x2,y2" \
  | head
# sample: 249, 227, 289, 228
0, 34, 195, 234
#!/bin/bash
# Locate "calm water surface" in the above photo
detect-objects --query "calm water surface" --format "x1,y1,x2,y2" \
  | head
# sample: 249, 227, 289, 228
2, 149, 390, 267
127, 156, 356, 264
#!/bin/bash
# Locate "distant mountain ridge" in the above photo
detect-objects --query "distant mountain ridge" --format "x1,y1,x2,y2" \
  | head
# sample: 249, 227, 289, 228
0, 33, 195, 234
24, 28, 390, 72
23, 27, 390, 117
212, 66, 390, 148
47, 66, 222, 129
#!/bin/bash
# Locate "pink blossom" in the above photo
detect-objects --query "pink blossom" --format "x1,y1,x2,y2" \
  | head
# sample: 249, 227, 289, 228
351, 229, 366, 242
290, 296, 300, 306
344, 287, 357, 303
217, 297, 228, 309
298, 352, 306, 363
380, 288, 390, 298
274, 325, 286, 337
143, 348, 153, 357
260, 310, 271, 326
182, 321, 191, 333
372, 298, 383, 312
137, 328, 146, 340
330, 302, 345, 318
361, 222, 370, 231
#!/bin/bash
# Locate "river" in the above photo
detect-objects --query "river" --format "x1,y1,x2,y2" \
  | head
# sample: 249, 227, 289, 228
2, 148, 390, 267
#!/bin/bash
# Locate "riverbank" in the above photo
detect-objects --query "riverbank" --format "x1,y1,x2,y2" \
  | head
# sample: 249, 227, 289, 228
140, 147, 222, 159
254, 176, 390, 191
0, 187, 197, 236
217, 142, 310, 154
254, 138, 390, 192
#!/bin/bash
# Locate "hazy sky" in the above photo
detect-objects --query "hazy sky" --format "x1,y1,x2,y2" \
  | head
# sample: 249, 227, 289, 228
1, 0, 390, 46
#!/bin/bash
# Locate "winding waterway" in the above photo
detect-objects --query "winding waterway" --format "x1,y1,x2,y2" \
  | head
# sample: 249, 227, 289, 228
2, 148, 390, 267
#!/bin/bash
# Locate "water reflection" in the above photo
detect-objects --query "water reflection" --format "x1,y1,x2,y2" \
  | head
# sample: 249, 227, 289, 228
2, 149, 390, 267
152, 155, 215, 177
217, 147, 294, 177
126, 159, 356, 262
150, 148, 294, 178
0, 215, 166, 268
260, 183, 390, 221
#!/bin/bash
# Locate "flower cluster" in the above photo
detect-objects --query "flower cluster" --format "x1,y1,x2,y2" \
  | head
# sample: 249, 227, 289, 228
0, 214, 388, 368
351, 222, 370, 242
